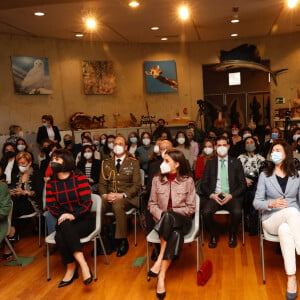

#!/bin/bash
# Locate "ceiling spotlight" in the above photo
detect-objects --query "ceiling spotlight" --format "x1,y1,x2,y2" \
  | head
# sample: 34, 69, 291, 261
34, 12, 45, 16
75, 33, 84, 37
231, 33, 238, 37
151, 26, 160, 31
287, 0, 299, 8
161, 37, 168, 41
231, 19, 239, 23
179, 5, 189, 20
129, 1, 140, 8
85, 17, 97, 30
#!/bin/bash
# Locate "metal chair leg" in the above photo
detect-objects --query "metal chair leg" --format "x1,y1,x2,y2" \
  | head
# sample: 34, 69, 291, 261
242, 210, 245, 246
98, 236, 110, 265
4, 237, 21, 266
134, 211, 137, 246
93, 239, 97, 281
46, 243, 51, 281
146, 241, 150, 281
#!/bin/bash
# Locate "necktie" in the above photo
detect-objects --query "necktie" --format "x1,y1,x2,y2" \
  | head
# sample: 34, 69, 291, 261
220, 159, 229, 194
116, 159, 121, 172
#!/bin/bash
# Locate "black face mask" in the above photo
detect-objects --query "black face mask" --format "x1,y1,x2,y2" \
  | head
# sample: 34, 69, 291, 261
42, 146, 51, 154
5, 151, 16, 158
64, 140, 72, 147
50, 162, 64, 173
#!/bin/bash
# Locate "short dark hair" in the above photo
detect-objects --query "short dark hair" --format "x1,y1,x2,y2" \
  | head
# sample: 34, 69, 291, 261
215, 136, 229, 144
52, 149, 75, 172
42, 114, 54, 125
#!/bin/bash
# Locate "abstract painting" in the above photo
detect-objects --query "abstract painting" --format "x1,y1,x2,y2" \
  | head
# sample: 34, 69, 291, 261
11, 56, 52, 95
82, 60, 116, 95
144, 60, 178, 93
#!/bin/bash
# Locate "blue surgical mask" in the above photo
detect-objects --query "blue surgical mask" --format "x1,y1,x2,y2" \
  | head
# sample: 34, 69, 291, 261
130, 137, 138, 144
270, 152, 283, 164
271, 132, 279, 140
43, 123, 48, 127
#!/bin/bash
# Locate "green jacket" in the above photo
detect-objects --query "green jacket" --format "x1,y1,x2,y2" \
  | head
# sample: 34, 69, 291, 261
0, 181, 12, 242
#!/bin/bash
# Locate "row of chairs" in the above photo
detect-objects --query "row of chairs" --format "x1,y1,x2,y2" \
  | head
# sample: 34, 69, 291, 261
3, 192, 278, 284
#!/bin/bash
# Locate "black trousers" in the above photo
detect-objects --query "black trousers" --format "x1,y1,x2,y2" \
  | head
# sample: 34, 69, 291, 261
55, 213, 95, 265
154, 211, 192, 260
202, 198, 242, 237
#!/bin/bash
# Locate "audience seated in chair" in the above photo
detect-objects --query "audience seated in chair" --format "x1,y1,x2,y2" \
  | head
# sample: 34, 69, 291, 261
200, 136, 246, 248
148, 149, 196, 299
99, 135, 141, 257
253, 139, 300, 300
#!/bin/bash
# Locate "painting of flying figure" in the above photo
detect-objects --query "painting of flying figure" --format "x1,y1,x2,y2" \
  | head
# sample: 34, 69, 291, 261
144, 60, 178, 93
11, 56, 52, 94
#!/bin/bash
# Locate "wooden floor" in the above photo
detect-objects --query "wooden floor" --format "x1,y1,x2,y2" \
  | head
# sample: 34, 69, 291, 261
0, 220, 298, 300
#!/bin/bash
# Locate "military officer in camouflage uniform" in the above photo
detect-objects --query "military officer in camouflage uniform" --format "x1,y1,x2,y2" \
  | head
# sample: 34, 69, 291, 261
99, 135, 141, 257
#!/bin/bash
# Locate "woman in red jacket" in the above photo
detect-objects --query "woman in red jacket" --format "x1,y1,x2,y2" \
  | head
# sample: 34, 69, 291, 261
148, 149, 196, 299
46, 149, 94, 287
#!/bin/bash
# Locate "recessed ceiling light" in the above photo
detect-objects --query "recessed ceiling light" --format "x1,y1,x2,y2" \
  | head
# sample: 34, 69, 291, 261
231, 19, 239, 23
231, 33, 238, 37
161, 37, 168, 41
75, 33, 84, 37
151, 26, 160, 31
85, 17, 97, 30
287, 0, 298, 8
129, 1, 140, 8
178, 5, 189, 20
34, 12, 45, 16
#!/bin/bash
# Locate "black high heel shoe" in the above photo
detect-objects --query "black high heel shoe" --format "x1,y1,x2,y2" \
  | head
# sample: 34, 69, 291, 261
156, 291, 166, 299
147, 270, 159, 278
58, 267, 79, 288
83, 267, 93, 285
3, 252, 13, 260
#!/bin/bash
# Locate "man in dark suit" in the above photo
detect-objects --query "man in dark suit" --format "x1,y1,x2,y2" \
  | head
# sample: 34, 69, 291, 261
99, 135, 141, 257
200, 136, 246, 248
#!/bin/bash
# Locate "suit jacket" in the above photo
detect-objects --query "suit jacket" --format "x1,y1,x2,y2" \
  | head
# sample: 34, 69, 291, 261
200, 156, 246, 202
99, 155, 141, 207
253, 171, 300, 221
36, 125, 61, 144
0, 182, 12, 242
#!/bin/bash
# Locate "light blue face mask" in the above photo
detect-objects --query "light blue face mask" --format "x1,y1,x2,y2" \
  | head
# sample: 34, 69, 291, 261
130, 137, 137, 144
270, 151, 283, 164
271, 132, 279, 140
43, 123, 48, 127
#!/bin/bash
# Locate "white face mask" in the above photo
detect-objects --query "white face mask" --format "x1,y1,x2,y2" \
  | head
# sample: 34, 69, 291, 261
270, 152, 283, 164
203, 147, 213, 155
108, 142, 114, 150
293, 134, 300, 142
93, 140, 100, 146
177, 137, 185, 145
101, 139, 106, 145
84, 152, 93, 160
160, 161, 171, 174
113, 145, 124, 155
161, 150, 167, 158
154, 145, 160, 154
82, 142, 92, 146
217, 146, 228, 157
142, 138, 151, 146
17, 144, 26, 151
231, 130, 239, 136
18, 131, 24, 137
243, 133, 252, 140
19, 165, 30, 173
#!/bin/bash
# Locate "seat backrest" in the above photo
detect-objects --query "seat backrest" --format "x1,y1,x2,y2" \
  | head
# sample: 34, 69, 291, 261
91, 193, 102, 233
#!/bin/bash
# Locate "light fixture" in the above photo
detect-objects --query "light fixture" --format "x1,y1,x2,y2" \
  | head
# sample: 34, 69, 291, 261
129, 1, 140, 8
231, 33, 238, 37
75, 33, 84, 37
151, 26, 160, 31
231, 19, 239, 23
161, 37, 168, 41
287, 0, 299, 8
85, 17, 97, 30
34, 12, 45, 16
230, 7, 239, 23
178, 5, 189, 20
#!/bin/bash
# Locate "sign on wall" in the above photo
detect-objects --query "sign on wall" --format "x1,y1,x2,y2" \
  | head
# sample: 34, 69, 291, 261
10, 56, 52, 95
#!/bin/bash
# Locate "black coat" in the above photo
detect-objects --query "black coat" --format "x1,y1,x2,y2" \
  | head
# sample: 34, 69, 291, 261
77, 158, 101, 185
36, 125, 61, 144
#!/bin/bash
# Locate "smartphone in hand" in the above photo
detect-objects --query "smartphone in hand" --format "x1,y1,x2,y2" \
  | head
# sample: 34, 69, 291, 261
219, 193, 225, 200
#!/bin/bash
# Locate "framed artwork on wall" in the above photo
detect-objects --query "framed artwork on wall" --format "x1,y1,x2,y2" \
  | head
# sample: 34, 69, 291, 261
144, 60, 178, 93
10, 56, 52, 95
82, 60, 116, 95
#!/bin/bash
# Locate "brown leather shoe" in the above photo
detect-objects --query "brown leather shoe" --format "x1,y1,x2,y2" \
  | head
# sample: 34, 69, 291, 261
208, 236, 217, 248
